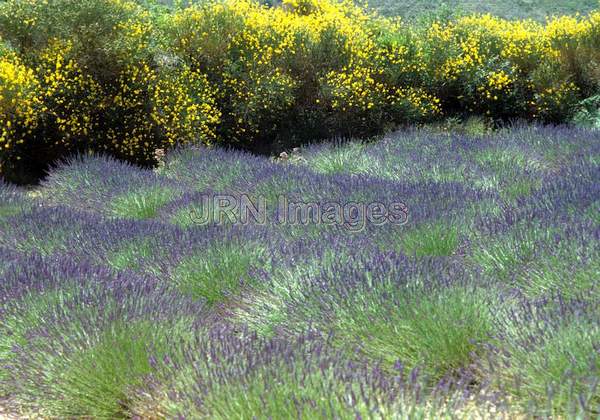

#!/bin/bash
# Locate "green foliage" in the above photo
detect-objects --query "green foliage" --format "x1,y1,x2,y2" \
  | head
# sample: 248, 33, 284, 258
396, 222, 461, 257
490, 307, 600, 417
110, 187, 178, 219
46, 321, 166, 418
365, 0, 599, 21
0, 0, 220, 183
105, 238, 167, 274
572, 94, 600, 128
172, 242, 267, 304
338, 284, 494, 378
471, 225, 544, 282
424, 116, 492, 137
303, 142, 373, 175
0, 0, 154, 81
1, 0, 600, 182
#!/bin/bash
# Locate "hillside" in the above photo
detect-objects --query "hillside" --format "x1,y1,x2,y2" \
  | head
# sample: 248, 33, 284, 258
365, 0, 599, 20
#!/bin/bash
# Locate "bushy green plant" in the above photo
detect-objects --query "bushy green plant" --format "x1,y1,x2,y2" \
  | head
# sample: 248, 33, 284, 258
572, 94, 600, 128
165, 0, 441, 150
488, 302, 600, 417
0, 0, 220, 183
172, 242, 267, 304
2, 0, 600, 181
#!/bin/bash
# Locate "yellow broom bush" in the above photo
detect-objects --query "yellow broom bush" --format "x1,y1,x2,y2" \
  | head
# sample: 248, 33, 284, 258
0, 45, 44, 175
0, 0, 599, 181
0, 0, 221, 181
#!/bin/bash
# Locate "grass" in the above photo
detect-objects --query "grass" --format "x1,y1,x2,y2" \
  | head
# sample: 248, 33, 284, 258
305, 141, 374, 176
487, 300, 600, 417
332, 283, 494, 378
471, 223, 558, 282
395, 222, 462, 257
110, 187, 178, 220
42, 321, 166, 418
105, 238, 166, 274
171, 242, 267, 304
169, 202, 229, 227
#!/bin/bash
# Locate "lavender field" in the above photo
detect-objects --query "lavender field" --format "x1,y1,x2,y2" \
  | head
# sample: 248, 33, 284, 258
0, 125, 599, 418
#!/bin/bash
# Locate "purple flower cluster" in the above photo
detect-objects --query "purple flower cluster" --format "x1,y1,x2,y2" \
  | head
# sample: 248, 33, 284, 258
0, 126, 598, 417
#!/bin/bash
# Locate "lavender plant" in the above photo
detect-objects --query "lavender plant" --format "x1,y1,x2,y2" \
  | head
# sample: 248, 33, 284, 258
134, 328, 499, 419
0, 125, 598, 417
0, 254, 205, 418
484, 294, 600, 417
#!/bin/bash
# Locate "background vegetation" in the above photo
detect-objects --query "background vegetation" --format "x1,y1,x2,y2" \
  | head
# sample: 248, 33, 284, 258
0, 0, 599, 183
363, 0, 600, 21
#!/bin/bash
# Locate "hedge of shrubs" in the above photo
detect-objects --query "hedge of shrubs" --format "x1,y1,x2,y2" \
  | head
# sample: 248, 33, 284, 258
1, 0, 599, 182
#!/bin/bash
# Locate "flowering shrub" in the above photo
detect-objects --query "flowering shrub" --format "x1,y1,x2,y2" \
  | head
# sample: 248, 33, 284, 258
1, 0, 600, 180
0, 0, 220, 181
101, 62, 220, 162
0, 46, 44, 176
419, 13, 597, 120
37, 39, 102, 146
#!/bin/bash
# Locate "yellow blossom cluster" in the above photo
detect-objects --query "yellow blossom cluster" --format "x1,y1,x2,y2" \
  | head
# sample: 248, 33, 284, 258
396, 87, 442, 118
422, 11, 600, 118
168, 0, 441, 141
107, 63, 162, 158
323, 67, 440, 121
169, 0, 302, 142
105, 63, 221, 160
0, 0, 221, 174
1, 0, 600, 178
474, 70, 514, 104
151, 67, 222, 146
325, 67, 388, 113
38, 40, 102, 143
0, 50, 43, 158
532, 81, 580, 120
